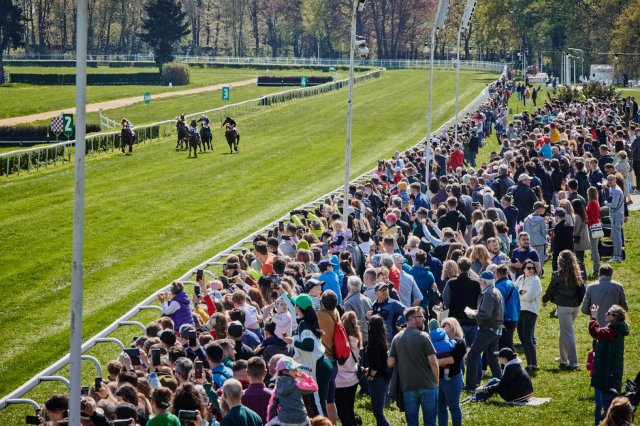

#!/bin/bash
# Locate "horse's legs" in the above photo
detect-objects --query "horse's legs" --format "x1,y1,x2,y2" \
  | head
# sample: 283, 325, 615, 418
129, 142, 133, 154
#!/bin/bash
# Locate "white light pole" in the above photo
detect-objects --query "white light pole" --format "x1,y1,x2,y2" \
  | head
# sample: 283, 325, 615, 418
69, 0, 88, 424
454, 0, 476, 146
425, 0, 450, 187
343, 0, 367, 220
568, 48, 584, 82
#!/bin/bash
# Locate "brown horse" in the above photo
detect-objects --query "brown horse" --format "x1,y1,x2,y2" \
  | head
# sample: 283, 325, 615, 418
225, 124, 240, 153
176, 120, 189, 150
188, 129, 201, 158
121, 128, 136, 154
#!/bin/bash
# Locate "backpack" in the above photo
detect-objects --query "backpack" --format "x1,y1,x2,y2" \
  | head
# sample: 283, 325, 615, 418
333, 318, 351, 365
345, 241, 366, 276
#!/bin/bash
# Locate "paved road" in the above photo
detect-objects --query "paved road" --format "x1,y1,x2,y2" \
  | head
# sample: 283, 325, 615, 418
0, 78, 256, 127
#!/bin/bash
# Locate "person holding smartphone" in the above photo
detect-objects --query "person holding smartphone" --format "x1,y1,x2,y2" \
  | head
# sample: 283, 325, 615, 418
158, 281, 195, 332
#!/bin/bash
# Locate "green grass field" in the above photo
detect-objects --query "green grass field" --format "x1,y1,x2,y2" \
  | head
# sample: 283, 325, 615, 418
0, 69, 495, 423
0, 66, 340, 119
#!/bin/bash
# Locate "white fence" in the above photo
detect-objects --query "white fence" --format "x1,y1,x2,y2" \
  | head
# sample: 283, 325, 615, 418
0, 69, 383, 176
0, 68, 502, 414
5, 53, 506, 72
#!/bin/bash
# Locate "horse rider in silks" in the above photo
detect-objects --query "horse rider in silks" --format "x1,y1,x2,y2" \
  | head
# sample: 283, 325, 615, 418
121, 118, 134, 136
221, 116, 239, 135
197, 114, 211, 137
188, 119, 198, 134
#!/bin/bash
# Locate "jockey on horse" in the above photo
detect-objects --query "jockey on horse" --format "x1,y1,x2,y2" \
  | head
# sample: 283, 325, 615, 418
121, 118, 134, 136
221, 116, 239, 136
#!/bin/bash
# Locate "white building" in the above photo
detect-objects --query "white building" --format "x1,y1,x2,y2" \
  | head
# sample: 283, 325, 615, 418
589, 64, 617, 85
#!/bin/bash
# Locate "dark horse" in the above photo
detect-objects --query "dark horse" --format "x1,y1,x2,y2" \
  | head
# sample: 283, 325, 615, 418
225, 124, 240, 153
121, 128, 135, 154
176, 121, 189, 150
188, 129, 201, 158
200, 124, 212, 151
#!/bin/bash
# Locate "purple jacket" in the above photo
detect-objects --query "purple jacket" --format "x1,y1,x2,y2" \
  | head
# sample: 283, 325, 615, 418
170, 291, 194, 331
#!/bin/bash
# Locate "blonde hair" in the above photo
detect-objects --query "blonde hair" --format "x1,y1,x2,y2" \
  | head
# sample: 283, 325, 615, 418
441, 317, 464, 340
607, 305, 627, 323
470, 244, 491, 266
442, 260, 459, 282
558, 199, 574, 216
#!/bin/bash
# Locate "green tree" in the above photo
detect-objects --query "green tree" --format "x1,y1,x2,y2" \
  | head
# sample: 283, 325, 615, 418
611, 0, 640, 78
0, 0, 26, 84
140, 0, 190, 72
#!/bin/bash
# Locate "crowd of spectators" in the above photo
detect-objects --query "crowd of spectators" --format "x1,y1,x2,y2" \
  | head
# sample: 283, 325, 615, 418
26, 75, 639, 426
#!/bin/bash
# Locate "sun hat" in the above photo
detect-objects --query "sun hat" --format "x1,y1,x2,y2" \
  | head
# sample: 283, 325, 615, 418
276, 356, 301, 372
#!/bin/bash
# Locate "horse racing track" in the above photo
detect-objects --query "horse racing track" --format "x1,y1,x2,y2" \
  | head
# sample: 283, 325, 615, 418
0, 69, 496, 424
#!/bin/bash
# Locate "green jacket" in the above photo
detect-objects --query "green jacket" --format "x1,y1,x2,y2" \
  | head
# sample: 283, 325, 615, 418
589, 319, 629, 392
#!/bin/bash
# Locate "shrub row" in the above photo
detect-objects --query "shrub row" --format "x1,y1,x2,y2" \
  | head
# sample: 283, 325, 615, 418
9, 72, 163, 85
5, 60, 98, 67
257, 75, 333, 87
0, 124, 102, 141
0, 125, 161, 176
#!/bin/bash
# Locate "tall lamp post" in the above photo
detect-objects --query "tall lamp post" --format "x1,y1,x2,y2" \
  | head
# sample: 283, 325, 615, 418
343, 0, 368, 220
568, 48, 584, 82
425, 0, 450, 187
454, 0, 477, 146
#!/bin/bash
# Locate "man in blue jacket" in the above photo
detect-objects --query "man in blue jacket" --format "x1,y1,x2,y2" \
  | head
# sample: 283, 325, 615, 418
403, 250, 438, 315
495, 265, 520, 351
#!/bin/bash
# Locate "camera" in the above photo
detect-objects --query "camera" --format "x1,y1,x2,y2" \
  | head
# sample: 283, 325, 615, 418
178, 410, 199, 421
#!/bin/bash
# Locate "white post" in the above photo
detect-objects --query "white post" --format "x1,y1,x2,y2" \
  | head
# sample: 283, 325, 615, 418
343, 0, 358, 221
454, 30, 461, 146
426, 30, 436, 187
68, 0, 87, 423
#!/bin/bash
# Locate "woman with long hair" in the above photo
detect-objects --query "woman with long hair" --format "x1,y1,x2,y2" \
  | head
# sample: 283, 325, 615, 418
438, 317, 467, 426
441, 260, 459, 284
366, 315, 391, 426
515, 259, 542, 372
586, 186, 601, 279
571, 199, 590, 279
558, 199, 575, 227
284, 294, 333, 418
600, 396, 634, 426
335, 311, 363, 426
469, 245, 491, 275
542, 250, 585, 369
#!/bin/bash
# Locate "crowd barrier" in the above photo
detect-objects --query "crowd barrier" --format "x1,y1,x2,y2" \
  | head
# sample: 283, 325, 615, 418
0, 68, 504, 416
0, 69, 382, 177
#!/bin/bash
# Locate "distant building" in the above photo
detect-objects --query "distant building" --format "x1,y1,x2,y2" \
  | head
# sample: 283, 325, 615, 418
589, 64, 617, 85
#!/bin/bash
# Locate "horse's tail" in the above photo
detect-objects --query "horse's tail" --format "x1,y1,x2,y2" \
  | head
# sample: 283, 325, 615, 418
236, 133, 240, 144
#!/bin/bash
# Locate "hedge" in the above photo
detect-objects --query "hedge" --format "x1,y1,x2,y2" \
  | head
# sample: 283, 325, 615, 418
4, 60, 98, 67
257, 75, 333, 87
9, 72, 163, 85
187, 63, 370, 72
0, 124, 102, 142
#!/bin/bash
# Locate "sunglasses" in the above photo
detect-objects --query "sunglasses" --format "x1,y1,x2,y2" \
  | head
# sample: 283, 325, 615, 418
525, 266, 535, 270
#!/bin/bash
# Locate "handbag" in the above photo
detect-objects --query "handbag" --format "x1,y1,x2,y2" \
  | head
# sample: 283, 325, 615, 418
351, 349, 366, 380
295, 372, 319, 392
590, 222, 604, 239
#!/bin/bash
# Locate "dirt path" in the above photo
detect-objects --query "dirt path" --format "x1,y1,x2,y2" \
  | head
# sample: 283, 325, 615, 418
0, 78, 256, 127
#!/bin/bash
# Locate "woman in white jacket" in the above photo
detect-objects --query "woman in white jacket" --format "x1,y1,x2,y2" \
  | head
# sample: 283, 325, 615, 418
515, 259, 543, 372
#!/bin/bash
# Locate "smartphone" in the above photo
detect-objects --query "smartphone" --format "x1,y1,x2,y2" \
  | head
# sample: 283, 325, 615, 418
196, 269, 204, 282
278, 221, 284, 231
322, 243, 329, 256
267, 229, 273, 237
178, 410, 199, 421
222, 264, 228, 274
94, 377, 102, 392
194, 284, 201, 296
373, 234, 380, 245
81, 386, 89, 396
188, 330, 197, 347
151, 348, 161, 366
25, 415, 41, 425
124, 348, 141, 366
194, 360, 203, 379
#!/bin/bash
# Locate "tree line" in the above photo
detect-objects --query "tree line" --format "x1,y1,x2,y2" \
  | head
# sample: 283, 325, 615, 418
2, 0, 640, 76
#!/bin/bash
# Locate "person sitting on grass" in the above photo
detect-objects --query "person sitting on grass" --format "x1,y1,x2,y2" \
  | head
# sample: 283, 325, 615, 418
472, 348, 533, 404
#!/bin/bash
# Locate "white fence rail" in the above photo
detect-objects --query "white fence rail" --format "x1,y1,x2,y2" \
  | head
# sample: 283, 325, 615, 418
5, 53, 506, 72
0, 69, 383, 176
0, 68, 503, 413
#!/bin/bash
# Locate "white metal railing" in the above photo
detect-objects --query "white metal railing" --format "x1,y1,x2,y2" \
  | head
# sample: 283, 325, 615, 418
0, 69, 502, 411
98, 109, 119, 130
0, 69, 383, 176
4, 53, 506, 72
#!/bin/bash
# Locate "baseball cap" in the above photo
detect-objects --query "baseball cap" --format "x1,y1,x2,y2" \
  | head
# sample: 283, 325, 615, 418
374, 282, 391, 291
479, 270, 495, 282
518, 173, 532, 182
293, 293, 314, 311
276, 356, 301, 372
304, 278, 324, 293
318, 259, 332, 270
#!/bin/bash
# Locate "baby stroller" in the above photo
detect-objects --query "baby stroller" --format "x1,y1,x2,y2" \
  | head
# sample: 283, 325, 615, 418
611, 370, 640, 412
597, 206, 626, 260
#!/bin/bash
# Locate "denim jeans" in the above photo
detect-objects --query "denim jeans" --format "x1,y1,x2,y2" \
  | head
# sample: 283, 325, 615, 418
499, 320, 517, 351
358, 347, 369, 395
517, 310, 538, 367
594, 388, 615, 426
461, 325, 478, 348
403, 387, 438, 426
466, 328, 502, 390
369, 377, 390, 426
438, 373, 463, 426
610, 214, 624, 259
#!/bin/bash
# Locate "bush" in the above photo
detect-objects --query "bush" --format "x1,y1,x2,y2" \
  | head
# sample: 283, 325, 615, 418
582, 81, 617, 100
162, 61, 190, 86
4, 60, 98, 67
9, 72, 162, 85
547, 85, 581, 103
0, 124, 101, 141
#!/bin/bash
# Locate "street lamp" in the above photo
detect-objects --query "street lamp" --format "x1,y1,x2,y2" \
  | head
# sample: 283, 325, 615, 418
343, 0, 368, 221
454, 0, 476, 146
425, 0, 449, 187
568, 48, 583, 82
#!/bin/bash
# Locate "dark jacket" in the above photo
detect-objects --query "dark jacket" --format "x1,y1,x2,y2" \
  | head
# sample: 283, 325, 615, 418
439, 337, 467, 379
575, 171, 590, 200
542, 272, 584, 307
484, 359, 533, 402
438, 210, 467, 232
552, 220, 574, 256
492, 175, 516, 201
589, 320, 629, 392
512, 183, 538, 221
476, 284, 504, 329
442, 273, 481, 326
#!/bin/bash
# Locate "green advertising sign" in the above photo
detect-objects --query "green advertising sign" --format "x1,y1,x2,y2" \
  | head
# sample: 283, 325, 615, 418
222, 86, 230, 101
144, 92, 151, 104
62, 113, 74, 137
301, 76, 308, 87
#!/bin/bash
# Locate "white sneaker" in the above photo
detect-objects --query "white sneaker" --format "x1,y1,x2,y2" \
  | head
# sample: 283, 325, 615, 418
554, 357, 568, 365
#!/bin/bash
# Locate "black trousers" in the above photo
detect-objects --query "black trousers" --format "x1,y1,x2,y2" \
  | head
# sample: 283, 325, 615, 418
335, 383, 359, 426
499, 320, 517, 351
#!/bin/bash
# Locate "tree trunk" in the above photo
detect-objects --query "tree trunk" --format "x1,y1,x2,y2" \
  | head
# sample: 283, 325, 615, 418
119, 0, 127, 53
0, 50, 5, 84
249, 0, 259, 54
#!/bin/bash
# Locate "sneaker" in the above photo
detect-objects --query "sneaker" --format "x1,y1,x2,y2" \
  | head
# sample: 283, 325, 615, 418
564, 364, 579, 370
610, 257, 622, 263
525, 366, 540, 373
554, 357, 568, 366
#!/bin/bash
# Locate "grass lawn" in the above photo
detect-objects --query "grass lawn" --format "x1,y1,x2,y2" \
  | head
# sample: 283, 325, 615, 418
0, 66, 340, 119
0, 69, 495, 423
